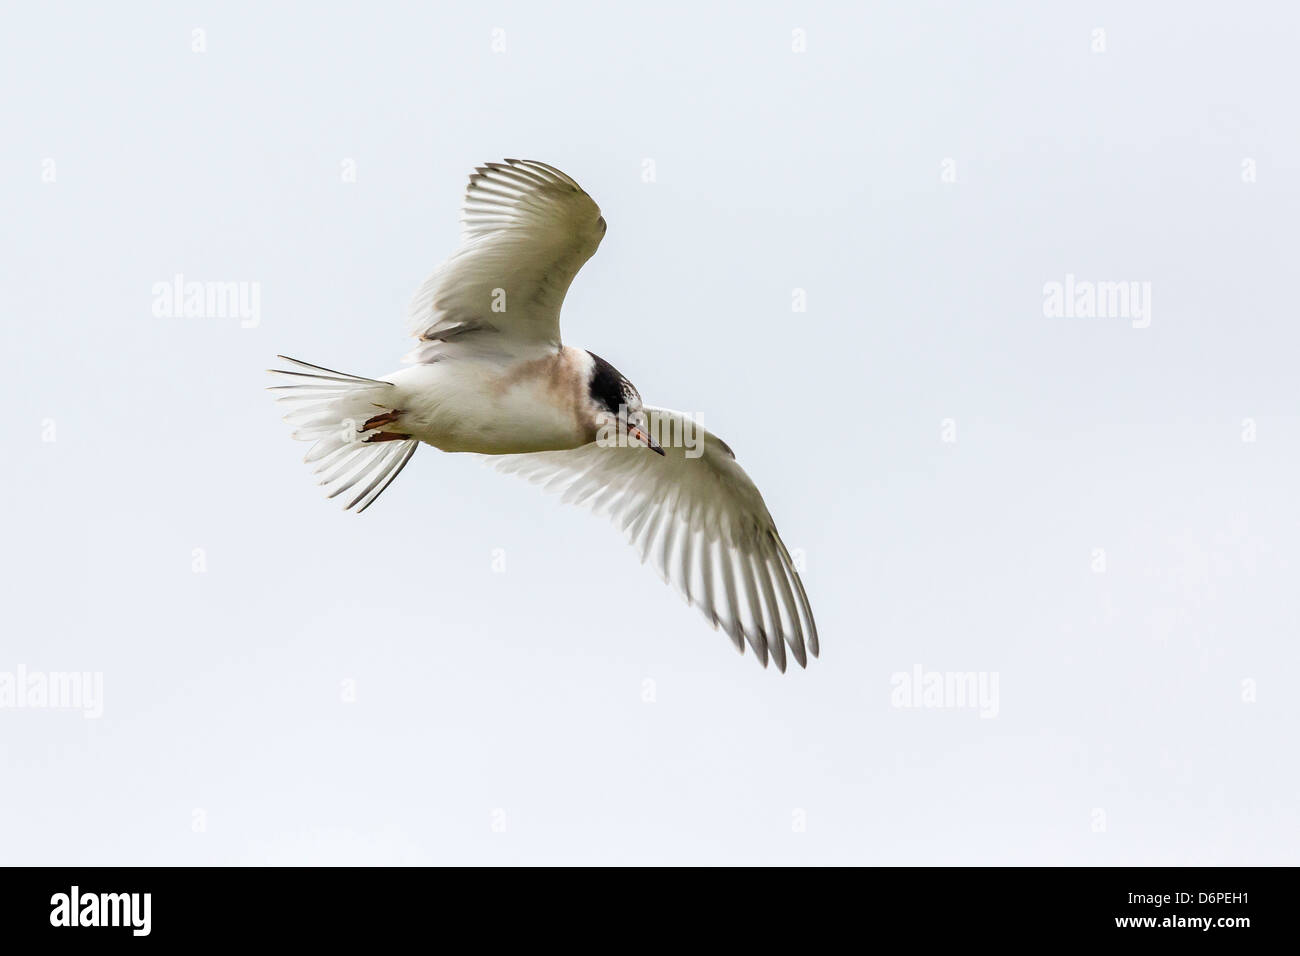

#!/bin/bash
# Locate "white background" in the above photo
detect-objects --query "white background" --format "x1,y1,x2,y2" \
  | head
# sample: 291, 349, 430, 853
3, 1, 1297, 864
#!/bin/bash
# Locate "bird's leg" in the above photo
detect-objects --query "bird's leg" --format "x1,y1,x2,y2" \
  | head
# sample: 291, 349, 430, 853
362, 409, 403, 430
359, 409, 410, 442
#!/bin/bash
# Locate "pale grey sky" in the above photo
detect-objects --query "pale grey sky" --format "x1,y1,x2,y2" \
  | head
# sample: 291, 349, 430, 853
3, 1, 1298, 864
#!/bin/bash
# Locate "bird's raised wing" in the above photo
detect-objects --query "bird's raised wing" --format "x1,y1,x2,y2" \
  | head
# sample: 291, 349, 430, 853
494, 408, 818, 671
406, 159, 606, 363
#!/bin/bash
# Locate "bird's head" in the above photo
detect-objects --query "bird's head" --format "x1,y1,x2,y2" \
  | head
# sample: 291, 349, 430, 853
582, 350, 664, 455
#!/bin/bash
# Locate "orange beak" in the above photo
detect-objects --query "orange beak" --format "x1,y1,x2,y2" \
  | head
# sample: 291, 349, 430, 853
627, 423, 665, 456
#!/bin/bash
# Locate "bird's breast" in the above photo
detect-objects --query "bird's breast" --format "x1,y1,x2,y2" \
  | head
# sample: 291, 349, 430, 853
388, 351, 592, 455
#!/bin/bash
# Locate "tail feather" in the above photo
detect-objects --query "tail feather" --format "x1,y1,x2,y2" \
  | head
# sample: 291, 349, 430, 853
268, 356, 418, 513
273, 355, 393, 384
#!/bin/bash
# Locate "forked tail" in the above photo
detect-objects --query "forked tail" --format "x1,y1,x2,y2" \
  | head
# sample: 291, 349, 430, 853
267, 356, 418, 513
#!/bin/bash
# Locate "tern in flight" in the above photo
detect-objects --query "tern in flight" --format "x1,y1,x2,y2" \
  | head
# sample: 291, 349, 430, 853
270, 159, 817, 670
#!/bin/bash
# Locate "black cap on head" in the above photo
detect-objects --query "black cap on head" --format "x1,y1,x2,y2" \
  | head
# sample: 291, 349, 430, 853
586, 350, 636, 415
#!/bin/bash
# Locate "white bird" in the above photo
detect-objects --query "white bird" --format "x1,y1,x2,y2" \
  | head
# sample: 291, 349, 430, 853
270, 159, 817, 670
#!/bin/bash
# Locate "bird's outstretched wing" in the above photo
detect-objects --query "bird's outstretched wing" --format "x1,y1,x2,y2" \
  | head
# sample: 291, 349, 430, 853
406, 159, 606, 363
494, 408, 818, 671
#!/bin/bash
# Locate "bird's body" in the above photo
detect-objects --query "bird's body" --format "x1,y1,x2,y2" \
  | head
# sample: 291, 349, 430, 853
369, 346, 596, 455
270, 159, 819, 671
